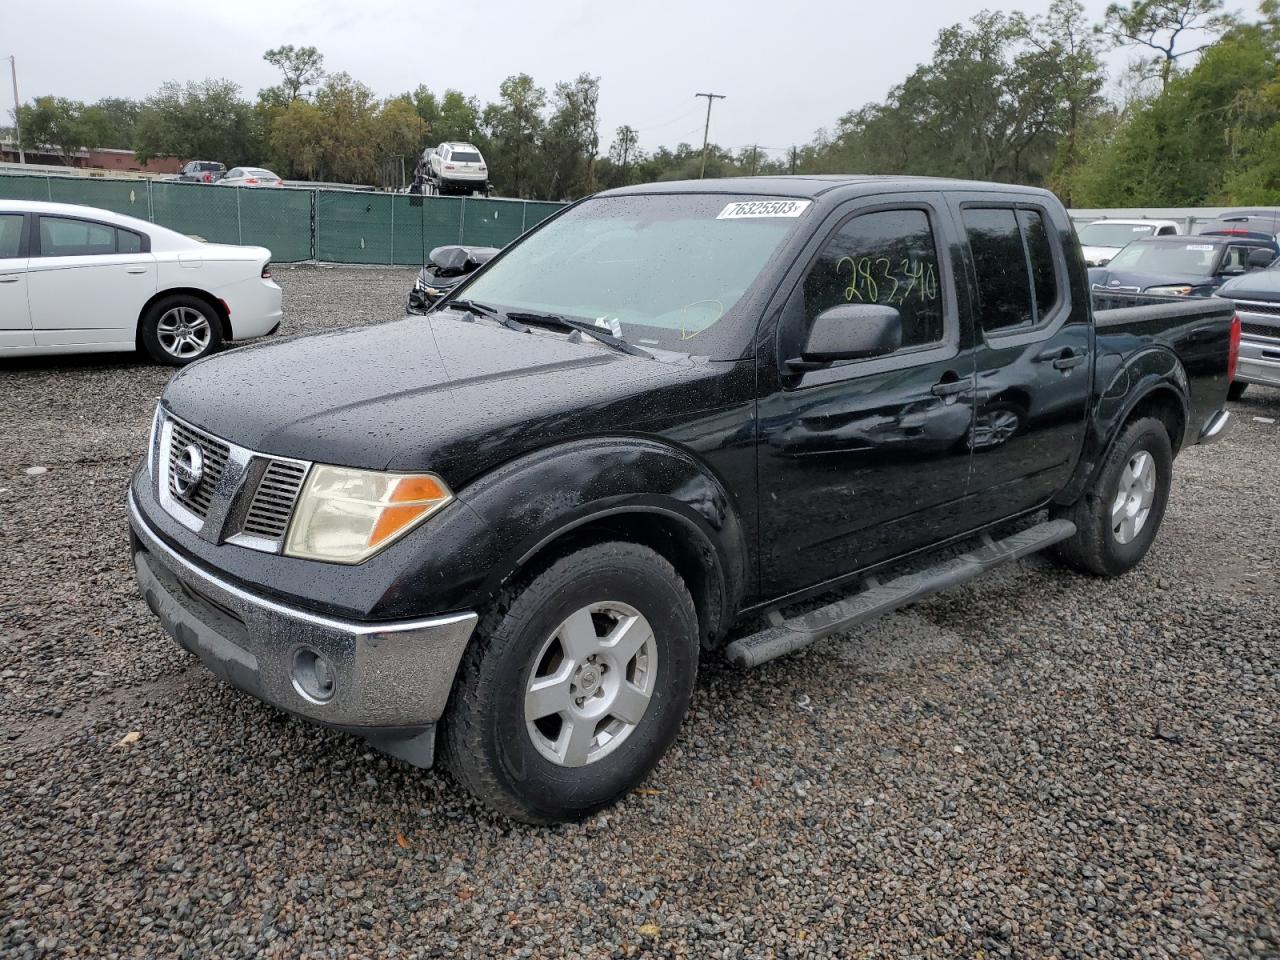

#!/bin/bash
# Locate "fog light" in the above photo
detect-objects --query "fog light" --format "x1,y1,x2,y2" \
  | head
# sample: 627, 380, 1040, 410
292, 647, 337, 703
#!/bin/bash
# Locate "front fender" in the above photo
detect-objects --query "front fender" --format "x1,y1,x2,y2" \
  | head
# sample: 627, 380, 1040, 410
374, 437, 750, 625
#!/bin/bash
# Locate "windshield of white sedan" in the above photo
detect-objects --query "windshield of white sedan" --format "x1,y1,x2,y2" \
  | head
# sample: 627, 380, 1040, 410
1078, 222, 1156, 247
1105, 241, 1219, 276
458, 194, 806, 352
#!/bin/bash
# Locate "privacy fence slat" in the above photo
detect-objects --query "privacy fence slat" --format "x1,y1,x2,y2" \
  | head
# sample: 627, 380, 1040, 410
0, 173, 565, 264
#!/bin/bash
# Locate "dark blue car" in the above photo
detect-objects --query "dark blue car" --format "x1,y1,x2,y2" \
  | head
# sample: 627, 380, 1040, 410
1088, 233, 1279, 298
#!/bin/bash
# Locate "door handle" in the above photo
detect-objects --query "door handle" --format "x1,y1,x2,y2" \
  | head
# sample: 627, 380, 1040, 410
1035, 347, 1087, 370
0, 275, 18, 283
126, 266, 148, 274
930, 378, 969, 398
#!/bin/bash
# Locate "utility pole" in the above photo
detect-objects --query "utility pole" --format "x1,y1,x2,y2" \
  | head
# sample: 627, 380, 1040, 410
750, 144, 758, 176
789, 146, 797, 175
7, 56, 23, 164
695, 92, 725, 179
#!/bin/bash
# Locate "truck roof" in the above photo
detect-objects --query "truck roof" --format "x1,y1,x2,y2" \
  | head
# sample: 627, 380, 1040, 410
600, 174, 1058, 201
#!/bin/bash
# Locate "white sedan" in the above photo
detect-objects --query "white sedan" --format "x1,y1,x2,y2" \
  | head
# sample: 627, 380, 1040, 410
0, 199, 283, 365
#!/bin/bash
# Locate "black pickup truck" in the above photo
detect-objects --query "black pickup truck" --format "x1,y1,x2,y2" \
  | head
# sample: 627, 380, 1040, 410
128, 176, 1237, 823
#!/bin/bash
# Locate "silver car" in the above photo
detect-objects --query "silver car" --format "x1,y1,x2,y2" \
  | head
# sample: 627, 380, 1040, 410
219, 167, 284, 188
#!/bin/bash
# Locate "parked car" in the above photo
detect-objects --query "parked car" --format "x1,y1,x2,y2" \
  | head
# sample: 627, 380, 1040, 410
176, 160, 227, 184
407, 244, 500, 312
0, 200, 282, 365
1076, 218, 1181, 267
1088, 234, 1279, 298
219, 167, 284, 188
423, 142, 489, 196
1216, 262, 1280, 400
128, 176, 1236, 824
1195, 209, 1280, 241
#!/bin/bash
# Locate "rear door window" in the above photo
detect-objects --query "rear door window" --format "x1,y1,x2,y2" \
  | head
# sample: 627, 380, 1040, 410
38, 217, 117, 257
0, 214, 23, 258
964, 206, 1063, 334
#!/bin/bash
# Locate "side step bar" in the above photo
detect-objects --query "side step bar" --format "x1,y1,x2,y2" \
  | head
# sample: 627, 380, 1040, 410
725, 519, 1077, 668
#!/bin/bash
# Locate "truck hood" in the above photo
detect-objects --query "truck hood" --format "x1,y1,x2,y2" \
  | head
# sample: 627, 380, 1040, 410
162, 313, 703, 482
1216, 267, 1280, 301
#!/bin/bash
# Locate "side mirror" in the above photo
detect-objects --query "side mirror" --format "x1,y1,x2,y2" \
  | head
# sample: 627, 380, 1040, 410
1248, 248, 1275, 269
787, 304, 903, 371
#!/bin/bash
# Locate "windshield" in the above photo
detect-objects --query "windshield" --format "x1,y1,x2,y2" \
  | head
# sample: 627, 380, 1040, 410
458, 194, 808, 355
1105, 240, 1219, 276
1078, 222, 1157, 247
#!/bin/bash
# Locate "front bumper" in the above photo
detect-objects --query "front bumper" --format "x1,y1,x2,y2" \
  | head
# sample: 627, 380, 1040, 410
1237, 337, 1280, 388
129, 492, 478, 767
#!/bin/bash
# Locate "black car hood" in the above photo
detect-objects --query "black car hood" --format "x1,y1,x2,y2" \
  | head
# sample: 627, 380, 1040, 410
1216, 267, 1280, 301
163, 314, 702, 483
1089, 268, 1218, 291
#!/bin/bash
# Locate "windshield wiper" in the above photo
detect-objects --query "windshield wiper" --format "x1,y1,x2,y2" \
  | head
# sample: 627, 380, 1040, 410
505, 311, 652, 359
445, 298, 530, 332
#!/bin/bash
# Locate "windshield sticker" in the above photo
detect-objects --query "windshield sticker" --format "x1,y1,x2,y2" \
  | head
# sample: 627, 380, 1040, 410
1186, 244, 1214, 251
717, 200, 812, 220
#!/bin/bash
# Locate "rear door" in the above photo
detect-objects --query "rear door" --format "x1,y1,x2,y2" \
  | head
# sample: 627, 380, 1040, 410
27, 215, 157, 347
0, 212, 33, 348
756, 194, 977, 596
954, 197, 1092, 523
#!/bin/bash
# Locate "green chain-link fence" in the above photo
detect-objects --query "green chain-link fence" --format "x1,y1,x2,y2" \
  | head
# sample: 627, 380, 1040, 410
0, 173, 565, 264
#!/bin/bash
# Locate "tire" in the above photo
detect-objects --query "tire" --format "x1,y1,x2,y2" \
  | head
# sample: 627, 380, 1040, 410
1052, 416, 1173, 577
441, 542, 699, 824
140, 294, 223, 366
1227, 381, 1249, 401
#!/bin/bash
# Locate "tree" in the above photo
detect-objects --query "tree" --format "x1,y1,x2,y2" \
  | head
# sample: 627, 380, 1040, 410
541, 74, 600, 198
1101, 0, 1235, 88
607, 125, 639, 185
483, 74, 546, 198
92, 97, 141, 150
374, 95, 430, 184
435, 90, 483, 143
133, 79, 258, 164
262, 44, 325, 102
16, 96, 112, 160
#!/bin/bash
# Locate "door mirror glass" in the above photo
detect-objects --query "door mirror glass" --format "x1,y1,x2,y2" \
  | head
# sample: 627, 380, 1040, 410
791, 304, 903, 368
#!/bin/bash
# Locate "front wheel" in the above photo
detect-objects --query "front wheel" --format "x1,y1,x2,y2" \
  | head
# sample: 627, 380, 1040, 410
140, 295, 223, 365
441, 542, 699, 823
1052, 416, 1173, 576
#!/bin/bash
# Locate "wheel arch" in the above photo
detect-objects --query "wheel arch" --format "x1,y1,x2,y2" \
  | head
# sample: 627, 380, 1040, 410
136, 288, 231, 349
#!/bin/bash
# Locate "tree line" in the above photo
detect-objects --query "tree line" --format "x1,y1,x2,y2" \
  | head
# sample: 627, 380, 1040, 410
8, 1, 1280, 205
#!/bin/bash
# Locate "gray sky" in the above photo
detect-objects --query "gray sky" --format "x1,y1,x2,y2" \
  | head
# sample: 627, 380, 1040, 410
8, 0, 1138, 157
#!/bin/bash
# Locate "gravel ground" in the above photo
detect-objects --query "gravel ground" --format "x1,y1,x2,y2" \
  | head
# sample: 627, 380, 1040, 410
1, 266, 1277, 959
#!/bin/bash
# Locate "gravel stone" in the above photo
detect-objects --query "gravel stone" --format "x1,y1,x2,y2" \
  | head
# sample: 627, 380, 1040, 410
1, 265, 1277, 958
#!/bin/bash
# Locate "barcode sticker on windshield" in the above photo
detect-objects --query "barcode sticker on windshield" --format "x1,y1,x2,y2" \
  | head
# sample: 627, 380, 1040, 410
717, 200, 812, 220
1186, 244, 1214, 251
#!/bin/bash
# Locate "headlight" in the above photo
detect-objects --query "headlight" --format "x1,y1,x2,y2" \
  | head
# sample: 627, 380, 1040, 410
284, 466, 453, 564
1145, 285, 1193, 296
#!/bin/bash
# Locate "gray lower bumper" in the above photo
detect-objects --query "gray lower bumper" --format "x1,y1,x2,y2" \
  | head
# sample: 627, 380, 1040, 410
1198, 408, 1231, 445
129, 493, 477, 767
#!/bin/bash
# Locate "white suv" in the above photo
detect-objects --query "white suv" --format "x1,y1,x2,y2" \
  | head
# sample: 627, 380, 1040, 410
426, 142, 489, 196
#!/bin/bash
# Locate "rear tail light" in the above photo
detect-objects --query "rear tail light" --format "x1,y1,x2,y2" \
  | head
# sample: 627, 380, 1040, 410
246, 178, 258, 185
445, 164, 455, 170
261, 262, 272, 279
1227, 313, 1241, 383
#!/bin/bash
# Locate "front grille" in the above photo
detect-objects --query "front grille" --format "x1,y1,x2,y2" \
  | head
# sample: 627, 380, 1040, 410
167, 419, 230, 518
1241, 321, 1280, 341
242, 459, 308, 539
1233, 299, 1280, 318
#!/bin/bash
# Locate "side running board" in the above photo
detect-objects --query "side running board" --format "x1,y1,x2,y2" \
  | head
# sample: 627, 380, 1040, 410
725, 519, 1077, 669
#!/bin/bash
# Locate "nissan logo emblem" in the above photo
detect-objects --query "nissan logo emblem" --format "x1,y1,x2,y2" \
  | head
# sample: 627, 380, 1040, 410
173, 443, 205, 496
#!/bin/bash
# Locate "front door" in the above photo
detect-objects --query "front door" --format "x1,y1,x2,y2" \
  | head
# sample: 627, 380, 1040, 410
955, 201, 1092, 521
0, 212, 33, 349
27, 214, 157, 347
757, 198, 977, 598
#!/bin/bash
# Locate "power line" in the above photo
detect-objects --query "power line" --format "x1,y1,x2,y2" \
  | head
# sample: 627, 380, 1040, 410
694, 92, 726, 179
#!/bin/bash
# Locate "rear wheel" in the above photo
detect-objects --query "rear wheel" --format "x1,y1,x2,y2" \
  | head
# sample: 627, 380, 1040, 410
441, 542, 699, 823
140, 295, 223, 365
1227, 381, 1249, 401
1052, 416, 1173, 576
